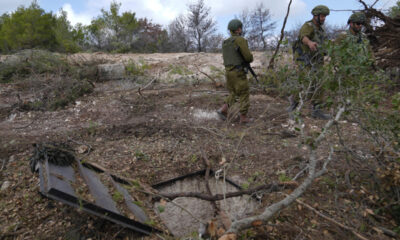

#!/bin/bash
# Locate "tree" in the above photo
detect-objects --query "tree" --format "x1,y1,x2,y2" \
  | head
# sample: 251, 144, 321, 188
54, 10, 82, 53
234, 9, 251, 38
132, 18, 169, 53
387, 1, 400, 17
0, 2, 58, 53
204, 33, 224, 52
248, 3, 276, 50
168, 15, 192, 52
186, 0, 217, 52
86, 1, 139, 52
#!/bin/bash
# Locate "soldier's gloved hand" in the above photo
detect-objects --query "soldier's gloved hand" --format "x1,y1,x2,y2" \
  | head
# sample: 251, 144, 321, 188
308, 41, 318, 52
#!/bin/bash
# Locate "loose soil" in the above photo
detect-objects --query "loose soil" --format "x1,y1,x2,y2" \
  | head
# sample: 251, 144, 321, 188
0, 52, 397, 239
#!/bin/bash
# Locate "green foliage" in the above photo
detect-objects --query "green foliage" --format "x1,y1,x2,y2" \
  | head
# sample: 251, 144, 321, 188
0, 2, 57, 52
168, 64, 193, 75
157, 205, 165, 213
53, 10, 82, 53
112, 191, 124, 203
0, 50, 94, 110
49, 79, 93, 110
135, 150, 149, 161
387, 1, 400, 18
0, 50, 69, 82
86, 1, 139, 52
241, 182, 250, 190
0, 2, 80, 53
278, 173, 291, 182
125, 59, 150, 76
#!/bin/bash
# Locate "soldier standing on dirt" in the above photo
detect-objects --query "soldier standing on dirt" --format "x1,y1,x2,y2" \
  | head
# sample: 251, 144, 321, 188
289, 5, 331, 120
336, 12, 375, 61
217, 19, 254, 124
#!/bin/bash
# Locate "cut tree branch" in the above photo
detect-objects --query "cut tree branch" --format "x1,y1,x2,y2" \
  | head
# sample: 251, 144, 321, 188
295, 198, 369, 240
201, 149, 220, 213
156, 182, 298, 201
220, 106, 345, 236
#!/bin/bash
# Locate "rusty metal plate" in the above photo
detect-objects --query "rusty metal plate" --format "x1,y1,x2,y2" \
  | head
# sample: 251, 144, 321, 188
38, 159, 159, 235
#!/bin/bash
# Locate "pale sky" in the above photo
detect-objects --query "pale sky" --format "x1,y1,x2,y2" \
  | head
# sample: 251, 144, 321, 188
0, 0, 397, 36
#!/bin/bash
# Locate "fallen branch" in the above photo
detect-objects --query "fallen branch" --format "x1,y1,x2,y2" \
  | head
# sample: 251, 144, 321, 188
295, 198, 369, 240
219, 106, 345, 237
201, 149, 220, 213
138, 71, 159, 97
156, 182, 298, 201
194, 64, 217, 85
138, 77, 157, 98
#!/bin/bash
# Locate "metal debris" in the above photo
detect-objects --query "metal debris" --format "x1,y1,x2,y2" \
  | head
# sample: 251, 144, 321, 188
36, 152, 159, 235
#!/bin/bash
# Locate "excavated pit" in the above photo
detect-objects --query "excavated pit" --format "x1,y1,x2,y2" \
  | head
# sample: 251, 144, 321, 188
153, 172, 259, 237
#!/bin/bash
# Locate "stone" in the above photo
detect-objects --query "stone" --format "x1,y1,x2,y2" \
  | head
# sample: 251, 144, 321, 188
1, 181, 11, 191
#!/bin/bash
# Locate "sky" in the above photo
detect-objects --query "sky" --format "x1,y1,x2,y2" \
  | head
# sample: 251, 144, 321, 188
0, 0, 397, 36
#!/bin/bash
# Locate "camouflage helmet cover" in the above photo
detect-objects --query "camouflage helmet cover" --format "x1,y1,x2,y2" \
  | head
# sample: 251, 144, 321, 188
348, 12, 366, 23
228, 19, 243, 32
311, 5, 330, 16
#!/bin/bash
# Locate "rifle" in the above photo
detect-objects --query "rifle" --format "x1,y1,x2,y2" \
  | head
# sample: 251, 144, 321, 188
243, 62, 259, 83
236, 46, 259, 83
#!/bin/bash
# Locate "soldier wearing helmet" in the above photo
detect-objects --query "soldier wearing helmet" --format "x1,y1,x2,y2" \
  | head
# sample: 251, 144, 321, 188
217, 19, 254, 124
289, 5, 331, 120
336, 12, 375, 64
337, 12, 370, 43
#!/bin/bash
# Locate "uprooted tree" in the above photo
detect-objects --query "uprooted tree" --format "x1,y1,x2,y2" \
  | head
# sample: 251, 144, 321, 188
360, 0, 400, 69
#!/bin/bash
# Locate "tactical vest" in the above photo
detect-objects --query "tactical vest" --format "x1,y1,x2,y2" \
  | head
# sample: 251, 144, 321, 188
346, 29, 366, 44
292, 20, 326, 65
222, 36, 244, 67
310, 21, 326, 46
344, 30, 370, 57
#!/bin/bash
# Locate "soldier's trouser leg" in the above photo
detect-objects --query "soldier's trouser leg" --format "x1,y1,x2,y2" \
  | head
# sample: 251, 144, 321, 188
225, 71, 236, 107
225, 69, 249, 115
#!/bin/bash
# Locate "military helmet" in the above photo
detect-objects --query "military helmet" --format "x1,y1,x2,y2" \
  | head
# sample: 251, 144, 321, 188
311, 5, 330, 16
348, 12, 366, 24
228, 19, 243, 32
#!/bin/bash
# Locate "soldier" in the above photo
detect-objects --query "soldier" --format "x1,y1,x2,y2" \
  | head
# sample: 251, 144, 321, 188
217, 19, 254, 124
336, 12, 375, 61
289, 5, 331, 120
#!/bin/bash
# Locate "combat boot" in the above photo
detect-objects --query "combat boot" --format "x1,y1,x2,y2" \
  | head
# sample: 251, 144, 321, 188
217, 104, 228, 120
239, 114, 253, 125
311, 105, 331, 120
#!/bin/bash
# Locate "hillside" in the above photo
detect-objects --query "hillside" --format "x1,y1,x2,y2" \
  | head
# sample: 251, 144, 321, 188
0, 51, 398, 239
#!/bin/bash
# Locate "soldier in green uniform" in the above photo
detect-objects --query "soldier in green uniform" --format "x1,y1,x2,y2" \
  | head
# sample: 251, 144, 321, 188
217, 19, 254, 124
289, 5, 331, 120
336, 12, 375, 61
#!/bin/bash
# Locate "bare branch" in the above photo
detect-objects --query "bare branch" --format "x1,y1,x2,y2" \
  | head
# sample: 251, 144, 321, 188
295, 198, 369, 240
221, 106, 346, 234
201, 149, 219, 213
268, 0, 293, 69
156, 182, 297, 201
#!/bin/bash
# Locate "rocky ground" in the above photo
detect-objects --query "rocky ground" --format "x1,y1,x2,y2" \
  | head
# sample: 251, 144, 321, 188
0, 52, 397, 239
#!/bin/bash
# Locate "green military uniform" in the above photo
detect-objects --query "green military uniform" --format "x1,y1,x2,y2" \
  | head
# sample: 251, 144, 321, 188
222, 32, 253, 114
336, 12, 375, 62
288, 5, 331, 119
292, 19, 327, 106
294, 20, 327, 67
336, 29, 374, 58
